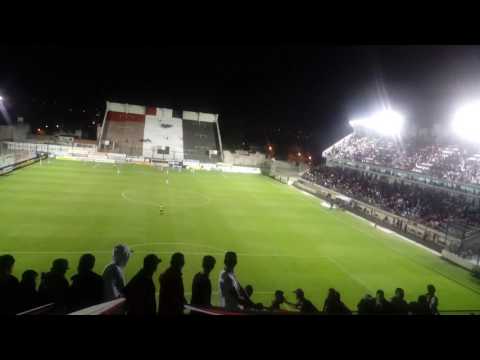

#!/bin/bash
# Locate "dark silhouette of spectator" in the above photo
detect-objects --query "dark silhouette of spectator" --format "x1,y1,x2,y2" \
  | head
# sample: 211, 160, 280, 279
425, 284, 439, 315
240, 284, 263, 311
124, 254, 161, 316
409, 295, 430, 315
285, 289, 319, 314
335, 291, 352, 314
323, 288, 338, 314
373, 289, 391, 314
219, 251, 244, 311
158, 253, 186, 316
244, 285, 253, 298
17, 270, 41, 313
68, 254, 104, 312
0, 255, 20, 315
357, 294, 375, 315
323, 288, 351, 314
38, 258, 70, 314
103, 244, 132, 302
191, 255, 216, 308
267, 290, 286, 312
390, 288, 409, 315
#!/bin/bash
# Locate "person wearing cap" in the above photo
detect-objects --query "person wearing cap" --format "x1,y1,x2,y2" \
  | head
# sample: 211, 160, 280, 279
68, 254, 104, 312
0, 254, 20, 315
38, 258, 70, 314
285, 288, 319, 314
102, 244, 132, 302
124, 254, 161, 316
191, 255, 216, 309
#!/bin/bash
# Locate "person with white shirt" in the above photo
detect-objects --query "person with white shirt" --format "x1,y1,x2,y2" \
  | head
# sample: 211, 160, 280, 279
426, 284, 439, 315
102, 244, 132, 302
218, 251, 245, 312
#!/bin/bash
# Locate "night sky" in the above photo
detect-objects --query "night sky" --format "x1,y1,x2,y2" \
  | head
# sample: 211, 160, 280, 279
2, 45, 480, 159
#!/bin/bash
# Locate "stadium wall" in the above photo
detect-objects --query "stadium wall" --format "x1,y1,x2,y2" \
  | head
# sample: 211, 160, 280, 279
0, 151, 43, 175
294, 179, 457, 250
223, 150, 266, 167
441, 249, 478, 271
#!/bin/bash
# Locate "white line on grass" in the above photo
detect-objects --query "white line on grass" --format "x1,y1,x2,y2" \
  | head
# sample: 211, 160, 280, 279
292, 185, 441, 257
346, 211, 441, 256
129, 242, 225, 252
326, 256, 372, 293
157, 291, 275, 296
1, 250, 334, 259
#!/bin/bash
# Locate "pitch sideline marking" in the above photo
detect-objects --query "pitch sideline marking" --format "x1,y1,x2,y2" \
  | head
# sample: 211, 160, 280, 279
2, 249, 334, 259
325, 255, 372, 293
293, 185, 441, 256
129, 242, 225, 252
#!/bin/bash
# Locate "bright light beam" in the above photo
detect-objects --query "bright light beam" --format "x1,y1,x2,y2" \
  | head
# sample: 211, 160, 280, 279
0, 98, 12, 125
349, 109, 404, 136
452, 102, 480, 143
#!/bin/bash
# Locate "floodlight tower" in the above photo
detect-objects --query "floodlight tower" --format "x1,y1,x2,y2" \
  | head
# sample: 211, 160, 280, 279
349, 109, 405, 137
452, 101, 480, 144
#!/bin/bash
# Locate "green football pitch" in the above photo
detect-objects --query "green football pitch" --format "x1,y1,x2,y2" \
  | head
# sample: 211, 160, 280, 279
1, 159, 480, 312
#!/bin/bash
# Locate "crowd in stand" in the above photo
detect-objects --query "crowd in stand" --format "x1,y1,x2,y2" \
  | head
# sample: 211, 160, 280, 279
326, 135, 480, 186
303, 166, 480, 232
0, 247, 441, 316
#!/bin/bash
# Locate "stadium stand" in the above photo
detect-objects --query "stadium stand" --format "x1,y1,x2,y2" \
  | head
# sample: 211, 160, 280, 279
319, 130, 480, 255
98, 102, 222, 163
303, 166, 480, 234
324, 134, 480, 190
183, 119, 221, 163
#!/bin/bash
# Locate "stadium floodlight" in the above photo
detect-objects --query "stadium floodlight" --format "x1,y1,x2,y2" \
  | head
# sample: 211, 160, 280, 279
349, 109, 405, 136
452, 101, 480, 143
0, 96, 3, 101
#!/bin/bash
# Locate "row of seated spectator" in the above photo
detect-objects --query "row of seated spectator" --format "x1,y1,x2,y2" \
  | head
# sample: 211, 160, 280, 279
325, 134, 480, 186
303, 166, 480, 232
0, 249, 440, 315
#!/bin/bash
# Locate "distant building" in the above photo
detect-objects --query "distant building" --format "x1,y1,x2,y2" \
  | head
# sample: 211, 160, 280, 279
0, 121, 30, 142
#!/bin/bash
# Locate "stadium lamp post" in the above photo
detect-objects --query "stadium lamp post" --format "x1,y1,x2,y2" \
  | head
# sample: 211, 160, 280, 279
452, 102, 480, 144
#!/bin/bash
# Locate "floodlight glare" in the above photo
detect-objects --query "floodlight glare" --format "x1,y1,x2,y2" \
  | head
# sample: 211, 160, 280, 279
349, 110, 404, 136
0, 96, 3, 101
452, 102, 480, 143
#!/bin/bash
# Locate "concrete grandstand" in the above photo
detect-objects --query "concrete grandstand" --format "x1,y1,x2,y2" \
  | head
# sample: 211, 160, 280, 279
97, 101, 223, 163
